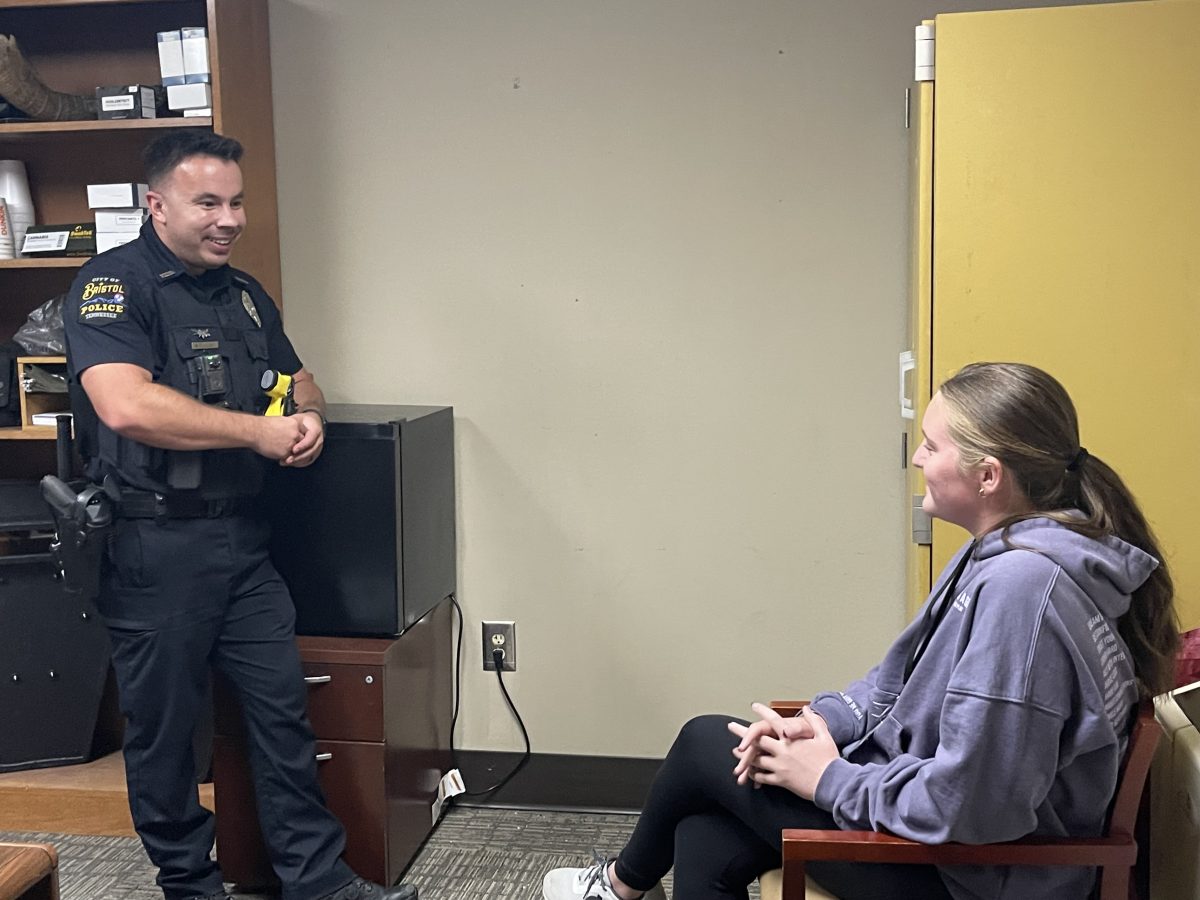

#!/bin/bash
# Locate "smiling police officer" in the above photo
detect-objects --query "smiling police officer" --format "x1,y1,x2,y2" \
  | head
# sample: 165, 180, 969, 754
64, 131, 416, 900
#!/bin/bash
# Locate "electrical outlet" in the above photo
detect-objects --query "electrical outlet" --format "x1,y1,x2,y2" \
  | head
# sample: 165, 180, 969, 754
482, 621, 516, 671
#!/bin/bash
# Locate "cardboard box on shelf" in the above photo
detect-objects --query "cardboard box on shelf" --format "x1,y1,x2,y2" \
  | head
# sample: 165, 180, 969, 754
95, 232, 139, 254
166, 83, 212, 111
87, 183, 149, 209
157, 30, 185, 87
181, 27, 211, 84
21, 223, 96, 257
94, 208, 148, 233
96, 84, 157, 120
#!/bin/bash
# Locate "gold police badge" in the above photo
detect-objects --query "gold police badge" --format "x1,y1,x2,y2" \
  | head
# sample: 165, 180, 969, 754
241, 289, 262, 328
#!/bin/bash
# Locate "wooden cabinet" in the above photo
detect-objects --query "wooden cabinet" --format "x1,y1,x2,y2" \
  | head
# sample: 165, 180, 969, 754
212, 600, 453, 889
0, 0, 280, 477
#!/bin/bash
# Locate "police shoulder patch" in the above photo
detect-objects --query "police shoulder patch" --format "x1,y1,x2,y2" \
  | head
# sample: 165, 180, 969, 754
77, 276, 130, 326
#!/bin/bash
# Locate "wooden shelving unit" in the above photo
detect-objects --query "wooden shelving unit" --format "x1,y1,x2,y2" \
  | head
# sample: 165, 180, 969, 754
0, 0, 279, 477
0, 258, 85, 269
0, 117, 212, 136
0, 355, 68, 441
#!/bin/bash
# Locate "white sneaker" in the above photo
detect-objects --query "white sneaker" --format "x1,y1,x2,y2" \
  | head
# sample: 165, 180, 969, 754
542, 854, 667, 900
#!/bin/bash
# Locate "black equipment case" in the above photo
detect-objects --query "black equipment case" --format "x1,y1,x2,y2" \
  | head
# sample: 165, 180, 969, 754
0, 481, 112, 771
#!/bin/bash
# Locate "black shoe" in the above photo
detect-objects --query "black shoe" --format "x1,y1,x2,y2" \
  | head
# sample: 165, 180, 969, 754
183, 893, 233, 900
320, 877, 418, 900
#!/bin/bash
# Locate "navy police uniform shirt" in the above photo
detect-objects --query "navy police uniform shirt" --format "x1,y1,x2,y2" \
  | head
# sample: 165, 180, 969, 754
64, 219, 303, 491
67, 219, 300, 380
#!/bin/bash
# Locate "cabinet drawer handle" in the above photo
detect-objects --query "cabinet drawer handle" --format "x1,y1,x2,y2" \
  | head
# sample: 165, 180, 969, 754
315, 752, 333, 762
304, 675, 333, 684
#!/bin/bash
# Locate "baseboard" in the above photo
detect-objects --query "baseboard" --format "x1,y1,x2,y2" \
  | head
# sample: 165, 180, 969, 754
451, 751, 661, 814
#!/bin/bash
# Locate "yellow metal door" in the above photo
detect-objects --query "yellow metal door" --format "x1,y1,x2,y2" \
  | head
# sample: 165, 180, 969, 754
925, 0, 1200, 626
905, 76, 934, 618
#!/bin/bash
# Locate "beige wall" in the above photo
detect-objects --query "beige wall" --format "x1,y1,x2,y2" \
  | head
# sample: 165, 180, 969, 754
266, 0, 1124, 758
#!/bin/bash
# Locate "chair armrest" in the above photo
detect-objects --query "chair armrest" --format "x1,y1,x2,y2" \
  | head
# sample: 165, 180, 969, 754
781, 829, 1137, 868
0, 841, 59, 899
769, 700, 809, 718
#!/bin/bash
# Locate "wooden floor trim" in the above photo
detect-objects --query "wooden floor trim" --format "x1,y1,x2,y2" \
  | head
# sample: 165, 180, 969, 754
0, 752, 212, 838
0, 749, 651, 837
0, 786, 135, 837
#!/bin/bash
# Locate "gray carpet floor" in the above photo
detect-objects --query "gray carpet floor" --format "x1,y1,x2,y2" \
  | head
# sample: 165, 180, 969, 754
0, 805, 759, 900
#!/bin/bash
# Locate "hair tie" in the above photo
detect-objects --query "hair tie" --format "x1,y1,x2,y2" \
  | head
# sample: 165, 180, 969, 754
1066, 447, 1089, 473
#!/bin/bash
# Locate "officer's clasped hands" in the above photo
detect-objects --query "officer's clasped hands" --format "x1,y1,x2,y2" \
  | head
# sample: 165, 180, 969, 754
254, 414, 306, 462
252, 412, 324, 468
282, 410, 325, 468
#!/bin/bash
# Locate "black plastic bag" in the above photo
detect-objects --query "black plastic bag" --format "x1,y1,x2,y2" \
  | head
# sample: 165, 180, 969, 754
13, 293, 65, 355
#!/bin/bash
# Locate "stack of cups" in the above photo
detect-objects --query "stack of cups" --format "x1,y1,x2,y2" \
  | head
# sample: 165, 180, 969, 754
0, 198, 13, 259
0, 160, 35, 257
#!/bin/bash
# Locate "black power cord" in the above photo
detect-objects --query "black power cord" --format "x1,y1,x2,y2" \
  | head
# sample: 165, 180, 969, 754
447, 594, 532, 797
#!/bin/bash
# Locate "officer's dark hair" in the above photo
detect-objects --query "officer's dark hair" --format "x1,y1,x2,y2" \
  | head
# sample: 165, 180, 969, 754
143, 130, 244, 188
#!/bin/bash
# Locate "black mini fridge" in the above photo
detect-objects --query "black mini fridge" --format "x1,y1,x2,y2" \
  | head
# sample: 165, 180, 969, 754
264, 404, 456, 637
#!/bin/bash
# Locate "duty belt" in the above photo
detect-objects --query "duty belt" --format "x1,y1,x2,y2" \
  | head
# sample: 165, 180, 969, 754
117, 490, 250, 519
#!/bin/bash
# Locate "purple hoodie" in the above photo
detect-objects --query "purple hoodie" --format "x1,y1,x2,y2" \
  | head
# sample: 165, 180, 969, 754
809, 517, 1156, 900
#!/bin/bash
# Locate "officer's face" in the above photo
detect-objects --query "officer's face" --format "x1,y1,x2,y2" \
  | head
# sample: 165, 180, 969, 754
147, 155, 246, 275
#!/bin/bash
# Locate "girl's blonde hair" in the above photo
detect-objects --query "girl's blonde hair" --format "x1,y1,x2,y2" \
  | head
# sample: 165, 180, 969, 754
939, 362, 1178, 697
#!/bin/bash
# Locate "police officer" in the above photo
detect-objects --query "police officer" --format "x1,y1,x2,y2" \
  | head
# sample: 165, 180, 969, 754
64, 131, 416, 900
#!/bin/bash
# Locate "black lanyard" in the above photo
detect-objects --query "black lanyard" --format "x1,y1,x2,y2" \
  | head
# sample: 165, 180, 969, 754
903, 540, 977, 683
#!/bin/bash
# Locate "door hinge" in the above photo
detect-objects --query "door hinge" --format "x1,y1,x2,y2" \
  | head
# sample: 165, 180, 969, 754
914, 24, 935, 82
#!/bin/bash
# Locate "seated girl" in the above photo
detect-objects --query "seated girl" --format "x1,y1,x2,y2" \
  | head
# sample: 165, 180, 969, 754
542, 361, 1178, 900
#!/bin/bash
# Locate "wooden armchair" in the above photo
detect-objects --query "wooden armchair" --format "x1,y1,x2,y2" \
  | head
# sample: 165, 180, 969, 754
0, 842, 59, 900
759, 700, 1160, 900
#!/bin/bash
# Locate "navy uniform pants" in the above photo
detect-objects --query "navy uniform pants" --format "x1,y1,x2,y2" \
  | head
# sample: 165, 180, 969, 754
614, 716, 955, 900
99, 511, 355, 900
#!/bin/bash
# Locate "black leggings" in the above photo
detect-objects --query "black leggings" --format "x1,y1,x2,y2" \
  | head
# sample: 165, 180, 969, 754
612, 715, 955, 900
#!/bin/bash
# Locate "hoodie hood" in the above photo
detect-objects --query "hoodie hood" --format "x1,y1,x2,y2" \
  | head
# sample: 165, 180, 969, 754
973, 515, 1158, 618
810, 514, 1150, 900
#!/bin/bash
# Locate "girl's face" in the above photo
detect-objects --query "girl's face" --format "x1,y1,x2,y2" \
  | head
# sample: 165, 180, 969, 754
912, 392, 985, 533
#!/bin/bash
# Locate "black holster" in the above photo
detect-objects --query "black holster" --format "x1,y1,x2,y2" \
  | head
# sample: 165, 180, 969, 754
40, 476, 118, 598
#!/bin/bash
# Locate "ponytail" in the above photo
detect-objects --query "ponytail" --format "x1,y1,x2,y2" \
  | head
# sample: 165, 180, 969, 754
939, 362, 1179, 699
1043, 454, 1178, 697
